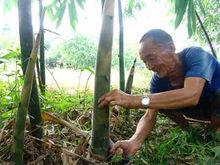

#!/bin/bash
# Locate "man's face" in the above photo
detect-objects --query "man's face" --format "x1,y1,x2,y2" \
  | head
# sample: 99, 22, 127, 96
139, 39, 174, 78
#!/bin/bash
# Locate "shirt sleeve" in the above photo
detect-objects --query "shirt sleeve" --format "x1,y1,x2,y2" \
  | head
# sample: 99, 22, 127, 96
184, 47, 217, 83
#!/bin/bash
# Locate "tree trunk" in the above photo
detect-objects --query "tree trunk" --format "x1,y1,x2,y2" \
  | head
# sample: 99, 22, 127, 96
14, 33, 41, 165
91, 0, 115, 160
39, 0, 46, 93
118, 0, 125, 91
18, 0, 42, 141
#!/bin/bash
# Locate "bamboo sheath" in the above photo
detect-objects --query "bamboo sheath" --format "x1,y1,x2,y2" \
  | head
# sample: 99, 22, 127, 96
14, 33, 41, 165
91, 0, 115, 160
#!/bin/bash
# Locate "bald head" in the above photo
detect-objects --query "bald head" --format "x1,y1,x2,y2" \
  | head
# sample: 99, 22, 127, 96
140, 29, 174, 46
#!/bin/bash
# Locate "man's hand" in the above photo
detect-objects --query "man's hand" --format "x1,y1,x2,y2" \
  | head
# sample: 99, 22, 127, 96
98, 89, 132, 109
110, 139, 141, 156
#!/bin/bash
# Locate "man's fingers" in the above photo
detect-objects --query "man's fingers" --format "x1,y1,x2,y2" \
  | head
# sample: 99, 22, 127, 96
111, 141, 122, 153
110, 101, 118, 106
98, 94, 106, 104
98, 96, 115, 108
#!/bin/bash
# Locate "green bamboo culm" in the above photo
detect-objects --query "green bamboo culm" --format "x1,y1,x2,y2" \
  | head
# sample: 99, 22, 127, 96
39, 0, 46, 93
125, 58, 137, 121
91, 0, 115, 160
14, 33, 41, 165
18, 0, 42, 141
118, 0, 125, 92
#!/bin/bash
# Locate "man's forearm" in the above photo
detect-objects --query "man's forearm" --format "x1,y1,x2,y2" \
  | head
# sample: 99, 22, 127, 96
130, 109, 157, 144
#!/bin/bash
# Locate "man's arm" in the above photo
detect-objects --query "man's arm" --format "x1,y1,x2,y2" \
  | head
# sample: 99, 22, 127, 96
98, 77, 205, 110
111, 109, 157, 155
148, 77, 205, 109
130, 109, 157, 143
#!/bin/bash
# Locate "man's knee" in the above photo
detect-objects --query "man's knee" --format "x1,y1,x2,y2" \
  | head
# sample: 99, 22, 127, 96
211, 115, 220, 132
158, 110, 189, 130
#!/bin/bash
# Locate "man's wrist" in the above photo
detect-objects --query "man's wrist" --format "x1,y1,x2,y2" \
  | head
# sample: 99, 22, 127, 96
141, 93, 150, 108
129, 136, 143, 147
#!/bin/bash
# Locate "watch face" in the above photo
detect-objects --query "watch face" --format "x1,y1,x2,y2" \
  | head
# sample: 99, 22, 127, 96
142, 97, 149, 106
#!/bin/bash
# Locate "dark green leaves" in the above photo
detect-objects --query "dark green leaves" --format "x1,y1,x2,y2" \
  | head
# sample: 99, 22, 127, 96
125, 0, 145, 17
173, 0, 197, 37
68, 0, 77, 30
45, 0, 85, 30
76, 0, 85, 9
187, 0, 196, 37
175, 0, 189, 28
55, 0, 67, 28
0, 51, 18, 64
197, 0, 206, 17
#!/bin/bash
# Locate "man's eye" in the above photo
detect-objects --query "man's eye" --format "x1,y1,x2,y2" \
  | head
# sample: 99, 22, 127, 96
148, 58, 155, 61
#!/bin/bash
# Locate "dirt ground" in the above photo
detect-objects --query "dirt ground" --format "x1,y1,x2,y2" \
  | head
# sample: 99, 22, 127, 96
46, 68, 151, 93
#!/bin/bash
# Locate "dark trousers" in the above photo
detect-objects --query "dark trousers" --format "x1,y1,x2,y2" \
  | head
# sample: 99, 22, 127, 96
159, 92, 220, 130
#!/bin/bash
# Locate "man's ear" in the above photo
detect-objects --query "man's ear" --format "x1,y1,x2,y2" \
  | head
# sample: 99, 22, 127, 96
168, 43, 175, 53
160, 43, 175, 55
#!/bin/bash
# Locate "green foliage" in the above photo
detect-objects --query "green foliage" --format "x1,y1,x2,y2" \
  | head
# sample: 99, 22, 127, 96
187, 0, 196, 37
61, 34, 97, 69
45, 0, 85, 30
174, 0, 188, 28
172, 0, 197, 37
0, 68, 23, 128
113, 115, 219, 164
172, 0, 220, 44
194, 0, 220, 52
0, 0, 17, 14
47, 34, 141, 70
124, 0, 145, 17
41, 89, 93, 113
0, 50, 19, 64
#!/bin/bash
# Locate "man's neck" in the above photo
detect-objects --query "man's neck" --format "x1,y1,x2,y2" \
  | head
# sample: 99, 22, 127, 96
168, 53, 184, 88
169, 53, 182, 78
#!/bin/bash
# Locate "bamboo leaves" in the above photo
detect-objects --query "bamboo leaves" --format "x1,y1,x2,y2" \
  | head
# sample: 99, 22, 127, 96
174, 0, 197, 37
46, 0, 85, 30
187, 0, 196, 37
175, 0, 188, 28
55, 0, 67, 28
68, 0, 77, 30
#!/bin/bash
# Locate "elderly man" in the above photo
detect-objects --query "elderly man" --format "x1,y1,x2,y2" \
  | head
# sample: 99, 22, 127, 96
98, 29, 220, 156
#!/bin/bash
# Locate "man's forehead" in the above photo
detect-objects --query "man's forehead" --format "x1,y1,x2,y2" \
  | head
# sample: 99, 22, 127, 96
140, 39, 160, 54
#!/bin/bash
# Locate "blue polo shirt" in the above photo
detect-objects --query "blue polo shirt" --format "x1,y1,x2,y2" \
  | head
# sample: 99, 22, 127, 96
150, 47, 220, 107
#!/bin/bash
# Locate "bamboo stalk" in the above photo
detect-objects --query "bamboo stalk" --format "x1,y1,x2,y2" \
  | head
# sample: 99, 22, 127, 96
18, 0, 42, 143
118, 0, 125, 91
39, 0, 46, 93
36, 58, 43, 91
91, 0, 115, 160
14, 33, 41, 165
125, 58, 136, 121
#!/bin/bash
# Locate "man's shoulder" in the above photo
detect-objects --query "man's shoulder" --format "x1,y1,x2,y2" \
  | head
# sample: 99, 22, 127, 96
180, 46, 216, 64
181, 46, 207, 57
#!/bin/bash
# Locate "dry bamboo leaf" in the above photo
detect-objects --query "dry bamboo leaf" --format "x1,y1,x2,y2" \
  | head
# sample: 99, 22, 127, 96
0, 118, 14, 142
41, 112, 89, 137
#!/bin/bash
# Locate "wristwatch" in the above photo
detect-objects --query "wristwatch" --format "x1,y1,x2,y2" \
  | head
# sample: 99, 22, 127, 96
141, 93, 150, 108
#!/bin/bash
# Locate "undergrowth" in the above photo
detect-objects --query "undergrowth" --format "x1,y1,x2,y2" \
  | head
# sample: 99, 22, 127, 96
0, 82, 219, 164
